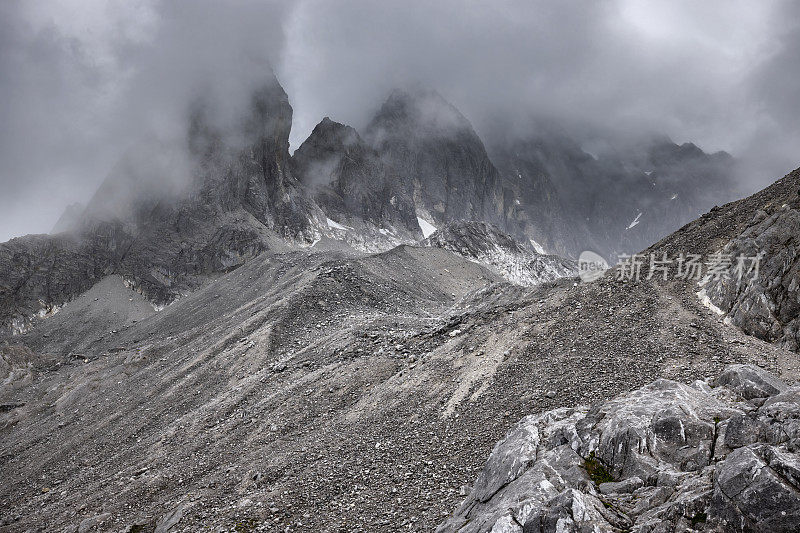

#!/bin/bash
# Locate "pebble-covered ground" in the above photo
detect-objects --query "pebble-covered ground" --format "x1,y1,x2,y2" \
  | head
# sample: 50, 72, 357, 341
2, 169, 800, 532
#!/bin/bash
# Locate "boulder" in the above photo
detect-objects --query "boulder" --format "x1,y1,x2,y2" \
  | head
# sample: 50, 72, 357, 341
598, 476, 644, 495
723, 413, 765, 449
713, 364, 787, 400
709, 445, 800, 531
522, 489, 627, 533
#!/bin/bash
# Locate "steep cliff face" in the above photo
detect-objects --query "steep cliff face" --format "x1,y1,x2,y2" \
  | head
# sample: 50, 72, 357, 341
488, 133, 737, 260
489, 139, 597, 258
359, 89, 736, 262
82, 76, 320, 304
82, 77, 318, 241
231, 82, 321, 240
176, 78, 321, 241
698, 188, 800, 351
0, 232, 118, 335
615, 138, 736, 257
365, 89, 506, 229
290, 117, 420, 238
0, 74, 311, 333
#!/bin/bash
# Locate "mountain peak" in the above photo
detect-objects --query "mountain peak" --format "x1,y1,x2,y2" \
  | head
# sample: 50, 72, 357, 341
308, 116, 359, 144
363, 87, 506, 228
368, 87, 473, 140
292, 119, 363, 187
290, 116, 420, 238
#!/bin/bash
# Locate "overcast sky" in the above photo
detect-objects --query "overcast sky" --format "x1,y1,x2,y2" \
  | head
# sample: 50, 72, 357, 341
1, 0, 798, 241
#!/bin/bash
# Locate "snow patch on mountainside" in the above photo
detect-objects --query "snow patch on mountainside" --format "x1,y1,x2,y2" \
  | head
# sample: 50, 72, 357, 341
471, 246, 574, 286
697, 286, 728, 321
316, 217, 417, 254
417, 217, 437, 238
326, 217, 351, 231
528, 238, 546, 255
626, 212, 643, 230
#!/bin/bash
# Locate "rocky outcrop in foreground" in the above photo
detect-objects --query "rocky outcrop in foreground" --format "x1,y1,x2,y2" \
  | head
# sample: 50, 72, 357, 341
438, 364, 800, 533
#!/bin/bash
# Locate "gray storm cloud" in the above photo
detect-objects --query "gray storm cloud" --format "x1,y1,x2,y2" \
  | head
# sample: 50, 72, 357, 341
1, 0, 798, 241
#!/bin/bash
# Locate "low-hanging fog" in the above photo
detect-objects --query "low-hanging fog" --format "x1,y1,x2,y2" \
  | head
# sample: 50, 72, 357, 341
1, 0, 798, 242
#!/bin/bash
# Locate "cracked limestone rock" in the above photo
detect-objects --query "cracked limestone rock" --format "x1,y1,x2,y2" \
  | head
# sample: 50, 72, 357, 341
438, 364, 800, 533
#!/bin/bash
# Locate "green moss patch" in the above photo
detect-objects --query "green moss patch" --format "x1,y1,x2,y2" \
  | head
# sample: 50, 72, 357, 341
584, 452, 614, 485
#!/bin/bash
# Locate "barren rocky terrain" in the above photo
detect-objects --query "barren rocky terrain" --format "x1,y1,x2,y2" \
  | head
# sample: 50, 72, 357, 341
440, 364, 800, 532
3, 176, 799, 531
1, 71, 798, 532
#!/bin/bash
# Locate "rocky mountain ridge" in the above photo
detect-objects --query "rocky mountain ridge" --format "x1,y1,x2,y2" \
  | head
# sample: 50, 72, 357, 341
289, 116, 421, 251
423, 221, 576, 286
489, 131, 737, 260
0, 79, 556, 335
364, 89, 507, 231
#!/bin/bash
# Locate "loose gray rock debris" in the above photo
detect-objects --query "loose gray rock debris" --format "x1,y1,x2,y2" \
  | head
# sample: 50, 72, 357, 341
0, 241, 792, 532
422, 221, 577, 286
438, 364, 800, 533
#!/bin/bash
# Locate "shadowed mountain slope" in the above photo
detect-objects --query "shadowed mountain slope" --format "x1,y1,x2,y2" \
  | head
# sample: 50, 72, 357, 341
365, 89, 507, 229
290, 116, 421, 244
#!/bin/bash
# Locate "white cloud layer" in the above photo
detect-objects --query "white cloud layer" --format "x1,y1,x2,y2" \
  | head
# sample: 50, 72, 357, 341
1, 0, 798, 241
